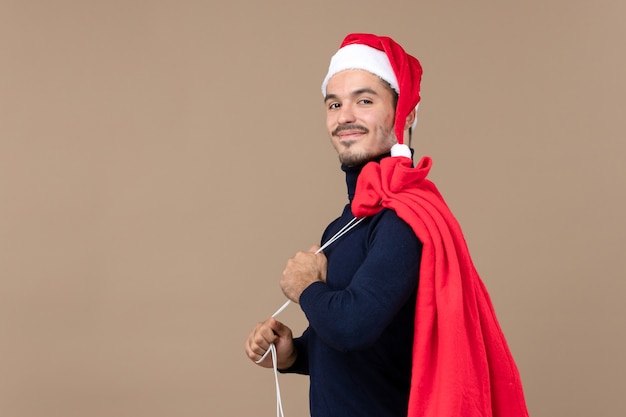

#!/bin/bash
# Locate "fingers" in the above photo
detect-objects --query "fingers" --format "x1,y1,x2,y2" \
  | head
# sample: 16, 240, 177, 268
245, 319, 276, 364
245, 318, 290, 366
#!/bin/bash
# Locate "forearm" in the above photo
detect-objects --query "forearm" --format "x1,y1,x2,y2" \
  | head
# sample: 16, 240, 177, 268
299, 278, 416, 351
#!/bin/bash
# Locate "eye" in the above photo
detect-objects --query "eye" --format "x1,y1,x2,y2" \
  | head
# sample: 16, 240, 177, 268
358, 98, 373, 105
328, 102, 341, 110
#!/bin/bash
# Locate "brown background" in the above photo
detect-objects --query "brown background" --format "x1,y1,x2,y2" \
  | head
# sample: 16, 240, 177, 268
1, 1, 624, 416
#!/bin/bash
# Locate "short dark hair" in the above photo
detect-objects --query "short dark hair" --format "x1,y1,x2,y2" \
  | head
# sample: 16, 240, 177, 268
377, 77, 399, 110
377, 76, 412, 145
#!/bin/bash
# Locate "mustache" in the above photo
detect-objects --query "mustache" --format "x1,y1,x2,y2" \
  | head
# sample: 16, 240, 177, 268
332, 124, 369, 136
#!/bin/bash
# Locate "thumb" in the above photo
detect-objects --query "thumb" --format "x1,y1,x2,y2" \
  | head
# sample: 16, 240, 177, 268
309, 244, 322, 254
268, 317, 292, 338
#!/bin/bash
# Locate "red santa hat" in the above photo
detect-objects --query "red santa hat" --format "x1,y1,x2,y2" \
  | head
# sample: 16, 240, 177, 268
321, 33, 423, 159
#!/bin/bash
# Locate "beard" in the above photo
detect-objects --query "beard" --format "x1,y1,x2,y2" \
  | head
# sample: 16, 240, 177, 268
338, 145, 372, 167
335, 124, 397, 167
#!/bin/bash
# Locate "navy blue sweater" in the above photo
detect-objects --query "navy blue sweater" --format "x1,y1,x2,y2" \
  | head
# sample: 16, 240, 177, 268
283, 161, 423, 417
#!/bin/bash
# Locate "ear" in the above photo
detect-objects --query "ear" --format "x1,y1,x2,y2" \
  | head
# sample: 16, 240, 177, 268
404, 108, 417, 130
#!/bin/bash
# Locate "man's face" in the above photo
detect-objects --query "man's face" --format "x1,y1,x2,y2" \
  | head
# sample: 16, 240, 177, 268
324, 69, 397, 167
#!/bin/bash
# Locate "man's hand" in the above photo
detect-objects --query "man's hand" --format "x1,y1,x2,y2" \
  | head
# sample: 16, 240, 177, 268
244, 317, 297, 369
280, 245, 328, 303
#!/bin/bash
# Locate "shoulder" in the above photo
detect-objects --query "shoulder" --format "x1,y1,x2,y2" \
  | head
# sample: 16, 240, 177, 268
370, 208, 415, 232
367, 208, 422, 248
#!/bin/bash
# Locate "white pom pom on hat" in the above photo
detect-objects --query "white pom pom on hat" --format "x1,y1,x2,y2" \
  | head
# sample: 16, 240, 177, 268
321, 33, 423, 157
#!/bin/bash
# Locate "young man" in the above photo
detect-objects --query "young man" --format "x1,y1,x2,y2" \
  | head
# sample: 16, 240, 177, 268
245, 33, 529, 417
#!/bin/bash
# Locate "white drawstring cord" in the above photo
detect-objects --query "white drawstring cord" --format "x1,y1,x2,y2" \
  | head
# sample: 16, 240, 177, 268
256, 216, 365, 417
269, 343, 284, 417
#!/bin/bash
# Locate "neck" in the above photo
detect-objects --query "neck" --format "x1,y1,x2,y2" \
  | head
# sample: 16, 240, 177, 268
341, 153, 390, 202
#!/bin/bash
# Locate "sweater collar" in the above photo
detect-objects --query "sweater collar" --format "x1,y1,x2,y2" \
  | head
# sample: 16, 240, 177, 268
341, 153, 390, 202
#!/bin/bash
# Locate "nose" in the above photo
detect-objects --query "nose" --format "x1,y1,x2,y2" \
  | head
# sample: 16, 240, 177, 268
337, 103, 356, 124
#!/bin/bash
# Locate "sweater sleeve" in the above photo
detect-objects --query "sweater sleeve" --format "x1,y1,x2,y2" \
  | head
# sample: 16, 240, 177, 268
298, 211, 422, 352
279, 328, 310, 375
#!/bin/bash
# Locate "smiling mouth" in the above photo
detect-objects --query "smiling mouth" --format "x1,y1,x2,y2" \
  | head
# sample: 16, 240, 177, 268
337, 131, 366, 140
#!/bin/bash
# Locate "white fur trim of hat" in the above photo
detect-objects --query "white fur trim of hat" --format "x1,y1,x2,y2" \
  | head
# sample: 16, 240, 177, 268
321, 44, 399, 97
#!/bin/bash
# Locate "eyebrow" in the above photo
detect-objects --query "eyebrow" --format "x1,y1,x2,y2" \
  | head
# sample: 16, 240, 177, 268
324, 87, 380, 103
